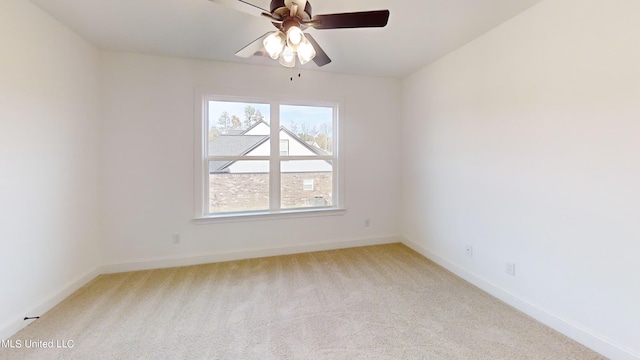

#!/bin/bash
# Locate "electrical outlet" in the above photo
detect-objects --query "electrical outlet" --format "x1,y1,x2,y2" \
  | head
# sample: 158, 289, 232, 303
172, 234, 181, 244
465, 244, 473, 257
505, 262, 516, 276
365, 218, 371, 227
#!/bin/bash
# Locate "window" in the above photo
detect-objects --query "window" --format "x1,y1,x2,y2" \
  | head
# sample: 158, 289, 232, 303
279, 139, 289, 156
195, 94, 342, 219
303, 179, 314, 191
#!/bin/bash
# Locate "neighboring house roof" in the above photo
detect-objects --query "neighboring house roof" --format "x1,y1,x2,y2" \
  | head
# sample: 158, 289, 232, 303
209, 120, 330, 173
208, 135, 268, 173
225, 129, 244, 135
241, 120, 267, 134
279, 126, 329, 157
209, 134, 268, 156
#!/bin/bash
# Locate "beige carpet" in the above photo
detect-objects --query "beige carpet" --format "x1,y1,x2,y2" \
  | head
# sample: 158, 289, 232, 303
1, 244, 604, 359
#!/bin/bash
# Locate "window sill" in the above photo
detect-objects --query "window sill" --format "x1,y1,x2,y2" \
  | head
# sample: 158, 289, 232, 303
192, 208, 346, 224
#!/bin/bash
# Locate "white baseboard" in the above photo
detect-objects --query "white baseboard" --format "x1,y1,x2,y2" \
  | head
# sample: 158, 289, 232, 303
0, 266, 102, 341
1, 236, 399, 341
102, 235, 401, 274
401, 237, 640, 360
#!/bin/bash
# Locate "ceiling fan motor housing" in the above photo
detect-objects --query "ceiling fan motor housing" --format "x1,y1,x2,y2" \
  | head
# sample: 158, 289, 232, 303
270, 0, 312, 21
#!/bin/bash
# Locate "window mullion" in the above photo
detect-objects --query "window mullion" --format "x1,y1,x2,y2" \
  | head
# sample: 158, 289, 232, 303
207, 156, 271, 161
269, 102, 281, 211
279, 155, 333, 161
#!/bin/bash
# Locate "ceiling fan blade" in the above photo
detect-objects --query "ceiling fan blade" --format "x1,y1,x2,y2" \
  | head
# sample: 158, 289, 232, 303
310, 10, 390, 30
305, 34, 331, 67
235, 32, 271, 58
208, 0, 268, 17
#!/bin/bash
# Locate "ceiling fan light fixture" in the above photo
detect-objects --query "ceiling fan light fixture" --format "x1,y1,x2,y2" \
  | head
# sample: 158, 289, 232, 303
215, 0, 389, 68
286, 25, 305, 50
279, 45, 296, 67
297, 36, 316, 65
263, 31, 286, 59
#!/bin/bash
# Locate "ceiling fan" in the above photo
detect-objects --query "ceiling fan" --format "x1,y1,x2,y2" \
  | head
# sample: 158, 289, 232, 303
208, 0, 390, 68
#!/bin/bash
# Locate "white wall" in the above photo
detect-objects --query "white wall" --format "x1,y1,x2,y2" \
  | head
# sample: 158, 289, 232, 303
401, 0, 640, 358
100, 52, 402, 267
0, 0, 102, 339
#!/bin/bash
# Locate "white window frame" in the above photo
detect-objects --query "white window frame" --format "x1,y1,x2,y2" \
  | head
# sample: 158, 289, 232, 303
193, 91, 345, 223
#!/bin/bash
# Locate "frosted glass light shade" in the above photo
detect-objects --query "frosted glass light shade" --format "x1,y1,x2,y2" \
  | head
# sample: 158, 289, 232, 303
297, 36, 316, 65
279, 45, 296, 67
263, 31, 286, 60
286, 26, 304, 50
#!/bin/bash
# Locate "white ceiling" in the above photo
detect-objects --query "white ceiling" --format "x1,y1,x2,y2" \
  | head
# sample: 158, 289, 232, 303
29, 0, 543, 78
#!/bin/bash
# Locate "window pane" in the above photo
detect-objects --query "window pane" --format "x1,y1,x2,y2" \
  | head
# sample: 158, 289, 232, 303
280, 105, 333, 155
209, 160, 269, 213
281, 160, 333, 209
208, 101, 271, 156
